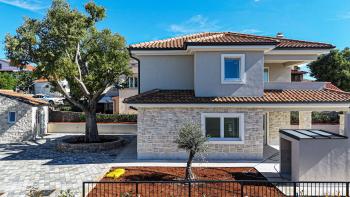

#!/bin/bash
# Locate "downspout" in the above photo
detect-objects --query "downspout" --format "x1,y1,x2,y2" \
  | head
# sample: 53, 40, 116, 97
128, 49, 141, 94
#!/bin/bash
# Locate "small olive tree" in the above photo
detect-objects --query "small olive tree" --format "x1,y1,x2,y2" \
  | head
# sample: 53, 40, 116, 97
175, 122, 208, 180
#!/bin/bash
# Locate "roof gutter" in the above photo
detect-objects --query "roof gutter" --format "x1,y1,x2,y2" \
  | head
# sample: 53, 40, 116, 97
128, 49, 141, 94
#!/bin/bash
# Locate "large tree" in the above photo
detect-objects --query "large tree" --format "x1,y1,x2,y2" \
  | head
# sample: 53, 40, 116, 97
308, 48, 350, 91
5, 0, 130, 142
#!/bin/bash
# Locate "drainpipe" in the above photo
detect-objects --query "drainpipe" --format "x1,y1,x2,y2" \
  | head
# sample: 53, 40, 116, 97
128, 49, 141, 94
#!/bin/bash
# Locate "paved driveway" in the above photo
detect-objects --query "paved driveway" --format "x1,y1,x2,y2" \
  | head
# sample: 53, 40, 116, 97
0, 134, 136, 197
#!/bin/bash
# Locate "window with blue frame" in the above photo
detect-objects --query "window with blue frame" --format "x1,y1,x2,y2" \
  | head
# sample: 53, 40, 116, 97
8, 112, 16, 123
224, 58, 240, 80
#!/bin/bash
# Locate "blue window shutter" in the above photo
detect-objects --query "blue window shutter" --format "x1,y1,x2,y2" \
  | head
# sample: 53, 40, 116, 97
224, 59, 240, 79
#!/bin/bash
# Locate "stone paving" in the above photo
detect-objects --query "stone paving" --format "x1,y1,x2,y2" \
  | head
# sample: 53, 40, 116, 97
0, 133, 281, 197
0, 134, 137, 197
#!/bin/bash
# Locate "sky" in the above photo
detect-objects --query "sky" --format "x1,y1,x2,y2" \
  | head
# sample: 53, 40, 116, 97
0, 0, 349, 79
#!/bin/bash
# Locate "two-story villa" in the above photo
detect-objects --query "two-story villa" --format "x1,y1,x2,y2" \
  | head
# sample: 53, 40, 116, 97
125, 32, 350, 160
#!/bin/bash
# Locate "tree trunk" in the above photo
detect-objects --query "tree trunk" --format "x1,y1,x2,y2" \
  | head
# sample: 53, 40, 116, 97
185, 151, 195, 180
85, 109, 99, 143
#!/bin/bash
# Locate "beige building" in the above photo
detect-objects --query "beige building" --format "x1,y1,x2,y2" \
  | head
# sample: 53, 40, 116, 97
126, 32, 349, 161
113, 60, 138, 114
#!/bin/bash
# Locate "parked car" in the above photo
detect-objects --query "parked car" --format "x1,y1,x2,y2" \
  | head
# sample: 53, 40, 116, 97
33, 94, 65, 105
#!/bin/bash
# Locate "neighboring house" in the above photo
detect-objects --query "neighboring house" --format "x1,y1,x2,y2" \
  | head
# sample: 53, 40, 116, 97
33, 78, 70, 97
113, 59, 138, 114
98, 86, 119, 114
291, 68, 307, 82
126, 32, 350, 161
0, 90, 48, 143
0, 59, 34, 72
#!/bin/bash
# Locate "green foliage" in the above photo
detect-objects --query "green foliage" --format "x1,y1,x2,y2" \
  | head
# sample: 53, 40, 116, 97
0, 72, 17, 90
15, 71, 36, 93
5, 0, 130, 142
57, 189, 75, 197
312, 111, 339, 124
175, 122, 208, 154
308, 48, 350, 91
78, 113, 137, 123
5, 0, 130, 109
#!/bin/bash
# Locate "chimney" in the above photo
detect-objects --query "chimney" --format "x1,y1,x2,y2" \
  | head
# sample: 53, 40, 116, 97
276, 32, 284, 38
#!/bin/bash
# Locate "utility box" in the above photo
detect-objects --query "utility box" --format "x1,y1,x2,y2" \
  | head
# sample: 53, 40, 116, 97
279, 129, 349, 181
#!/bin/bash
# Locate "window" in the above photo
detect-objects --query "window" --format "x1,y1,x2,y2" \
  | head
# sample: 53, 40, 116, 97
264, 67, 269, 82
0, 63, 2, 69
8, 112, 16, 123
221, 54, 245, 84
201, 113, 244, 143
126, 76, 138, 88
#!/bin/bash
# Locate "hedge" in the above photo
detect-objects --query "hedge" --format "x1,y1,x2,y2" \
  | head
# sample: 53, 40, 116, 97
49, 111, 137, 123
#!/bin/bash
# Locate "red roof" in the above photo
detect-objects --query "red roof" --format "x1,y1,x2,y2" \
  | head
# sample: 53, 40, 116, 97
130, 32, 335, 50
0, 90, 47, 105
124, 83, 349, 104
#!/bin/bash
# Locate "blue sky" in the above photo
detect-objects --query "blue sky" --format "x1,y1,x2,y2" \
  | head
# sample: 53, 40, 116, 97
0, 0, 349, 78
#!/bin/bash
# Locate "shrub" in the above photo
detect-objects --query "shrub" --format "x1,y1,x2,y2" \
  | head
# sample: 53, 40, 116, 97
57, 189, 75, 197
175, 122, 208, 180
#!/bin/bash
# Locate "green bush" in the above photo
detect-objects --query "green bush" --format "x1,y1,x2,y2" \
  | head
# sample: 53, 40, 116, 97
78, 113, 137, 123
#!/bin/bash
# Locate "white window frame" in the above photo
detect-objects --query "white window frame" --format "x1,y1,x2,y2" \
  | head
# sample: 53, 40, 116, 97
8, 111, 16, 123
221, 54, 246, 84
201, 113, 245, 144
264, 67, 270, 82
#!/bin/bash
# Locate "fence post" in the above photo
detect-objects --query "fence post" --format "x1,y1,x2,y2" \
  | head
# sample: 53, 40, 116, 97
293, 182, 297, 197
346, 182, 349, 197
136, 182, 139, 195
82, 182, 85, 197
241, 182, 244, 197
188, 181, 191, 197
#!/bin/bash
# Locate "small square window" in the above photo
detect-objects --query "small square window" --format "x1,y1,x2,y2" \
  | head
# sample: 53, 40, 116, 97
8, 112, 16, 123
221, 54, 245, 84
224, 59, 240, 80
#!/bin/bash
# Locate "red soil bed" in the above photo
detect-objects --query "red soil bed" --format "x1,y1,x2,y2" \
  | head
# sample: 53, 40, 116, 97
86, 167, 284, 197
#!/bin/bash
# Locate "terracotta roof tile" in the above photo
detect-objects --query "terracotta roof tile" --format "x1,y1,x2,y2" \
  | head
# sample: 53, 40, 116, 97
124, 88, 350, 104
0, 90, 48, 106
130, 32, 335, 50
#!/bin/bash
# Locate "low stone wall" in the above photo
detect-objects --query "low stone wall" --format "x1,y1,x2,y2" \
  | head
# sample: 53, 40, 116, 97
138, 107, 264, 161
48, 122, 137, 135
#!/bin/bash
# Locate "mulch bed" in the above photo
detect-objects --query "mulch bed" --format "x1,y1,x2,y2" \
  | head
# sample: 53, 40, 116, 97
86, 167, 285, 197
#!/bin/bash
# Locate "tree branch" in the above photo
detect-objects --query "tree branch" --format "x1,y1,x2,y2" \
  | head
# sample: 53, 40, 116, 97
53, 76, 86, 111
75, 42, 82, 80
74, 76, 90, 97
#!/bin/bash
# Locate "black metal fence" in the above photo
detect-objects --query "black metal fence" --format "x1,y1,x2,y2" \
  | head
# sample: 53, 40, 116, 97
83, 180, 350, 197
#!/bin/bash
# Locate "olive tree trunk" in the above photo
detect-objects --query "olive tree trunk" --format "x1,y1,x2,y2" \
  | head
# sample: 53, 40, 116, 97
85, 107, 99, 143
185, 150, 195, 180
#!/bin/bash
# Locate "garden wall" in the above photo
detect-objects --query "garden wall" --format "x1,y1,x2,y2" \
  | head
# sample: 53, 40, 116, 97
48, 122, 137, 134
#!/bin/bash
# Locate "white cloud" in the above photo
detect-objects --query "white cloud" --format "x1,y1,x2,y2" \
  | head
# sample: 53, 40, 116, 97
169, 15, 220, 34
239, 28, 262, 34
0, 0, 49, 11
337, 11, 350, 20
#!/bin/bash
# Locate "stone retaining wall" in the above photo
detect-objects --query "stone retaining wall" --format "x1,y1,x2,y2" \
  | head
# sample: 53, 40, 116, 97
137, 107, 264, 160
